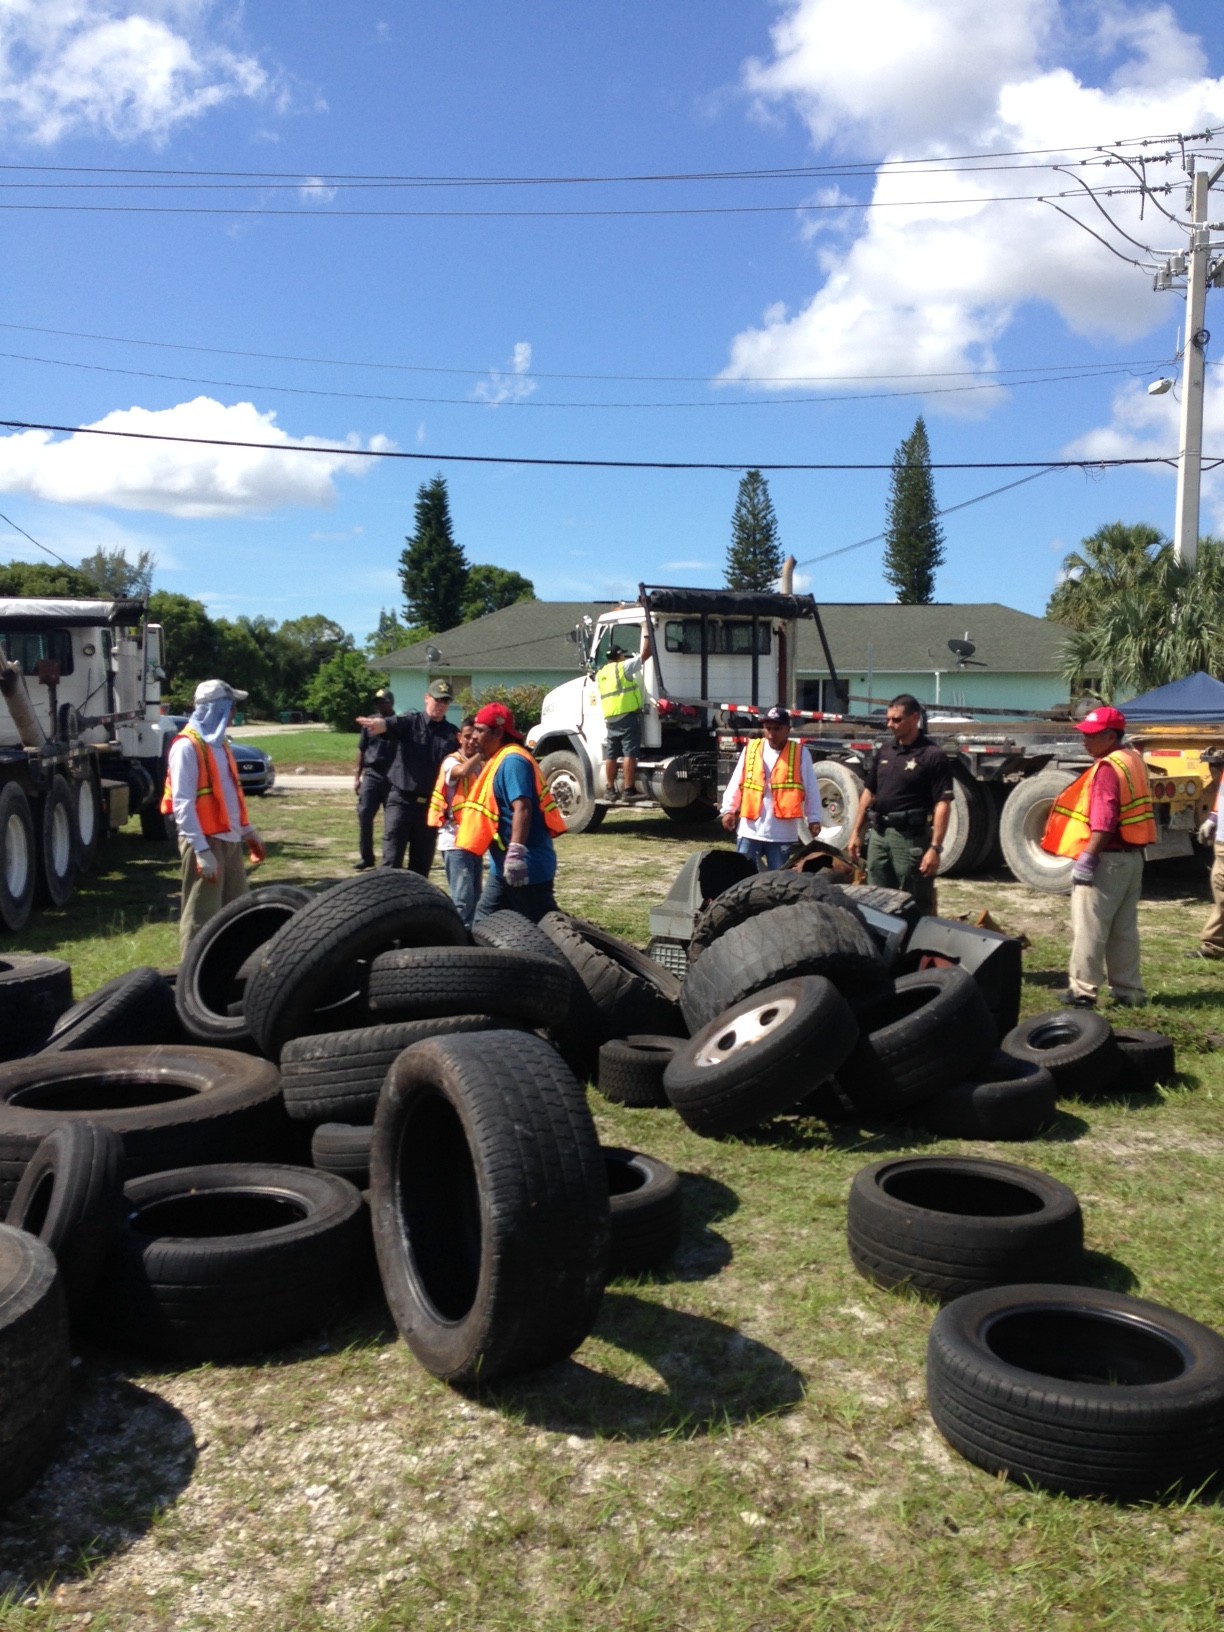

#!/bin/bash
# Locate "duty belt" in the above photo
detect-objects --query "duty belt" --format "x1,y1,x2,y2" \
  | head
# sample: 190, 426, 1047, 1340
870, 809, 932, 837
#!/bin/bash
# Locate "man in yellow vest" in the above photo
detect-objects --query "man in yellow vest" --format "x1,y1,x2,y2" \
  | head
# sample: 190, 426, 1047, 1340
458, 701, 566, 923
597, 628, 652, 803
720, 705, 825, 870
1040, 705, 1155, 1008
163, 678, 266, 955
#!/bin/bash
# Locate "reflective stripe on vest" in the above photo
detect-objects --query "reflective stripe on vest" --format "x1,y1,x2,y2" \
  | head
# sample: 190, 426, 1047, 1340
427, 755, 475, 830
159, 727, 250, 837
596, 659, 643, 719
1040, 745, 1156, 857
454, 743, 567, 856
740, 737, 805, 822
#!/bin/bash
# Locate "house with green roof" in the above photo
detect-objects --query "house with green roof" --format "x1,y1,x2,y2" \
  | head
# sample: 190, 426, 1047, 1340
379, 598, 1072, 719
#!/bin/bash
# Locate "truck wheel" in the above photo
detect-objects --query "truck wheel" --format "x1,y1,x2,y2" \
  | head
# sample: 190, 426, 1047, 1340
812, 760, 863, 850
539, 749, 605, 834
0, 784, 36, 933
662, 801, 719, 825
999, 772, 1076, 893
935, 776, 976, 876
73, 766, 103, 873
36, 777, 75, 908
140, 805, 175, 841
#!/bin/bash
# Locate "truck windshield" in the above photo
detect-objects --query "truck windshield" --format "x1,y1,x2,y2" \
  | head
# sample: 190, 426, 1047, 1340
663, 620, 770, 656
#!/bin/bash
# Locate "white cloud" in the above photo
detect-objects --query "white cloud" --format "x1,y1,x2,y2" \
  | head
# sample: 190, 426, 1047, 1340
0, 0, 272, 144
299, 176, 337, 204
0, 398, 394, 519
723, 1, 1224, 413
661, 559, 716, 571
474, 342, 537, 406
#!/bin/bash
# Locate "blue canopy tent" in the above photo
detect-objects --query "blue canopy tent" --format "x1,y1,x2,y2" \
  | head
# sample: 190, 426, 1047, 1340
1120, 672, 1224, 725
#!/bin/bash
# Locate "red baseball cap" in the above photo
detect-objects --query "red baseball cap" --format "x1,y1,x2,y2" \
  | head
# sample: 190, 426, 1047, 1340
474, 701, 524, 743
1075, 705, 1126, 736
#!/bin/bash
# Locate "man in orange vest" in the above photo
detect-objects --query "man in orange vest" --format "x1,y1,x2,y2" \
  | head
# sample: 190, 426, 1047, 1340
720, 706, 825, 870
459, 701, 566, 924
428, 714, 483, 929
1040, 704, 1155, 1007
163, 678, 266, 955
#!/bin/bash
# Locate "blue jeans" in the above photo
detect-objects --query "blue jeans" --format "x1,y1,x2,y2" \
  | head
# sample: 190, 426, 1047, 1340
443, 847, 483, 931
473, 874, 558, 925
737, 837, 791, 872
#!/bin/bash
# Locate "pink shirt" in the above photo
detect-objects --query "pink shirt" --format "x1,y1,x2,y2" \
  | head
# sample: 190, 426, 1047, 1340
1088, 761, 1125, 850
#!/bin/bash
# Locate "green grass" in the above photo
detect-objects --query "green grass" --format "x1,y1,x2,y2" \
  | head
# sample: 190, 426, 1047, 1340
241, 729, 359, 775
3, 798, 1224, 1631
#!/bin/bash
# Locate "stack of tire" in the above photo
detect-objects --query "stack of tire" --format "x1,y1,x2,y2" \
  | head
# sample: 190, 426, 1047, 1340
844, 1152, 1224, 1502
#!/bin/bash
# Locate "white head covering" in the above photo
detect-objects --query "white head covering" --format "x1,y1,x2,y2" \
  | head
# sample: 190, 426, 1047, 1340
189, 679, 246, 747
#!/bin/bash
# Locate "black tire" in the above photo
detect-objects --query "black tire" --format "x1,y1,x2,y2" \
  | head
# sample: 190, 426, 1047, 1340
1113, 1028, 1177, 1093
927, 1283, 1224, 1499
847, 1155, 1084, 1302
281, 1015, 525, 1125
604, 1147, 683, 1277
915, 1052, 1058, 1141
960, 776, 1002, 873
370, 1030, 609, 1385
368, 946, 572, 1029
41, 967, 182, 1053
0, 955, 73, 1060
471, 910, 572, 969
837, 882, 921, 934
34, 776, 75, 909
1001, 1009, 1125, 1099
539, 748, 605, 835
661, 800, 719, 825
311, 1123, 373, 1189
6, 1123, 125, 1324
0, 782, 36, 933
999, 772, 1077, 894
0, 1225, 70, 1511
811, 759, 863, 850
934, 775, 977, 877
244, 869, 468, 1058
176, 886, 312, 1050
687, 870, 867, 968
91, 1163, 367, 1361
835, 968, 998, 1116
681, 901, 884, 1036
72, 765, 103, 873
596, 1036, 682, 1108
140, 804, 175, 841
664, 976, 860, 1136
0, 1046, 292, 1212
540, 911, 686, 1081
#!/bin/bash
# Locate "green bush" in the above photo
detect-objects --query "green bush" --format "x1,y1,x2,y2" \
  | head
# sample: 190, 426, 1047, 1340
458, 682, 548, 733
305, 652, 389, 732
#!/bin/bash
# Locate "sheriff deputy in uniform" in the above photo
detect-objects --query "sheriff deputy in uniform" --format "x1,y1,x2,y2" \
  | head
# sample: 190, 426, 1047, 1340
597, 627, 652, 803
1040, 704, 1154, 1007
847, 693, 952, 916
352, 687, 396, 871
720, 705, 825, 870
355, 678, 459, 875
163, 678, 266, 956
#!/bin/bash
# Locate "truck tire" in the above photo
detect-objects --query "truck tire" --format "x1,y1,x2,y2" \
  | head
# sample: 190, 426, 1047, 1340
0, 783, 36, 933
835, 968, 997, 1115
176, 885, 312, 1050
41, 968, 182, 1053
0, 1225, 71, 1512
73, 765, 103, 873
935, 776, 975, 877
367, 945, 572, 1029
539, 749, 605, 835
927, 1283, 1224, 1500
811, 760, 864, 850
0, 956, 73, 1060
964, 779, 1003, 872
540, 912, 685, 1079
999, 772, 1077, 893
6, 1123, 125, 1324
139, 804, 175, 841
370, 1031, 610, 1385
35, 777, 75, 908
688, 870, 866, 968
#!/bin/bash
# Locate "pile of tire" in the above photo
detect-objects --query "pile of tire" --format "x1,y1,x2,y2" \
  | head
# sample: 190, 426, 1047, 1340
0, 873, 691, 1511
842, 1151, 1224, 1501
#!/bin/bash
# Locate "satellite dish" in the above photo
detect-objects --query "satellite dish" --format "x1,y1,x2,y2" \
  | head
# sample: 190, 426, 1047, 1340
425, 644, 443, 663
947, 638, 976, 659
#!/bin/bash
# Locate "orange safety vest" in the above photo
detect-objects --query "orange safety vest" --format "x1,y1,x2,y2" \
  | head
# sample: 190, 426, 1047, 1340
427, 753, 476, 830
739, 737, 806, 822
1040, 745, 1157, 858
159, 726, 250, 837
454, 743, 567, 857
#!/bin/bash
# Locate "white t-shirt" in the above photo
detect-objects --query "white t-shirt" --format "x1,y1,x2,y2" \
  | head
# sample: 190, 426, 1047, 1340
721, 739, 825, 842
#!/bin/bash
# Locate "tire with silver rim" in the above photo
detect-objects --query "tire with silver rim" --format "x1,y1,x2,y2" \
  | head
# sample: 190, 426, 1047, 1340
539, 748, 605, 835
999, 771, 1077, 893
664, 975, 859, 1136
811, 759, 863, 850
0, 783, 36, 933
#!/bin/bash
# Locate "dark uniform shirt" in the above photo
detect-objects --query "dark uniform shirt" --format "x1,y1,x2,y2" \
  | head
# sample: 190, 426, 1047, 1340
382, 711, 459, 795
358, 724, 396, 778
867, 731, 954, 817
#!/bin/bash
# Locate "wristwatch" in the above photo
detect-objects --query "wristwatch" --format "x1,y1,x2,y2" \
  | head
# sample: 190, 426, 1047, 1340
927, 842, 942, 855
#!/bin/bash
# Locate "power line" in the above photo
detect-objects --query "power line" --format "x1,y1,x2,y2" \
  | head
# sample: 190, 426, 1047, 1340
0, 418, 1200, 473
0, 509, 82, 577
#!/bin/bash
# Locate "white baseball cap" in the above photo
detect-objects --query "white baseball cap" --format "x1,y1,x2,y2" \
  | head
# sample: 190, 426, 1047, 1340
193, 678, 249, 706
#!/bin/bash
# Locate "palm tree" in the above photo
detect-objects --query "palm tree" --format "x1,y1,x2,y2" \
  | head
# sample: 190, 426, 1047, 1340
1047, 521, 1171, 633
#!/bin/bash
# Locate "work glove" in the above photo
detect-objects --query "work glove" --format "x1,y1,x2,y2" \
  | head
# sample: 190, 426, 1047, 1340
1198, 817, 1218, 847
1071, 853, 1099, 886
246, 829, 267, 865
504, 842, 529, 887
195, 848, 219, 882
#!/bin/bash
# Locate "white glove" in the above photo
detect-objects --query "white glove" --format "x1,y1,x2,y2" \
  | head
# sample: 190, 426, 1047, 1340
1199, 817, 1217, 847
195, 848, 219, 882
504, 842, 529, 886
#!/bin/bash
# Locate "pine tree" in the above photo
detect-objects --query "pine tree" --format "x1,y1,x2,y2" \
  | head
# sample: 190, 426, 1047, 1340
882, 416, 944, 604
399, 475, 468, 634
725, 470, 782, 590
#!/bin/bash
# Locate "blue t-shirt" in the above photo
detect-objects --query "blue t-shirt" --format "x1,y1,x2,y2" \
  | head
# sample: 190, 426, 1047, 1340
490, 753, 557, 883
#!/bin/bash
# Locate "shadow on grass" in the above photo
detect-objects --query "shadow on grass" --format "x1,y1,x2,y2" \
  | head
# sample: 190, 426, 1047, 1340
614, 1172, 738, 1286
0, 1371, 196, 1603
730, 1106, 1091, 1153
485, 1290, 805, 1440
1075, 1248, 1139, 1293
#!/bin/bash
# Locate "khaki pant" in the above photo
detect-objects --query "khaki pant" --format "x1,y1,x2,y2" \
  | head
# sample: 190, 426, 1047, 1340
179, 835, 249, 958
1068, 849, 1145, 1005
1198, 842, 1224, 958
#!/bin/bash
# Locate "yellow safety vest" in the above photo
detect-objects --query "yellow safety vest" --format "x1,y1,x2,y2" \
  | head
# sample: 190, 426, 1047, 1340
454, 744, 567, 857
739, 738, 806, 822
427, 755, 475, 830
597, 659, 643, 720
1041, 746, 1157, 857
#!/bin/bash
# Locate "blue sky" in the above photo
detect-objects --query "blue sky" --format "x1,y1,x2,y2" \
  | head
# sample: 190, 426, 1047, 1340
1, 0, 1222, 647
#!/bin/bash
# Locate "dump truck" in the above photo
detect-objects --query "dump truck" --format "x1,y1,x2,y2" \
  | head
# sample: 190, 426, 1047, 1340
0, 597, 166, 931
